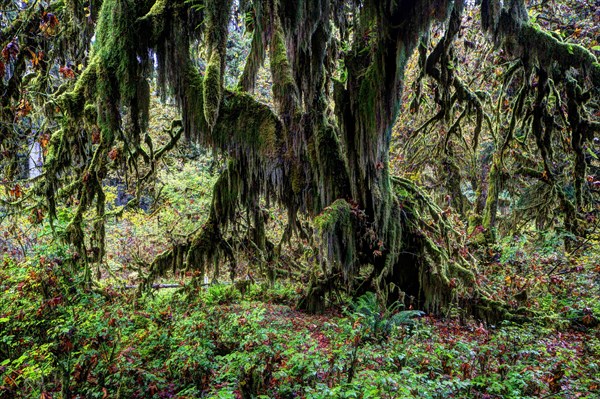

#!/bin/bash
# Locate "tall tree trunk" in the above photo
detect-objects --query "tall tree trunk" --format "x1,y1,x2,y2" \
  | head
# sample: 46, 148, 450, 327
301, 1, 465, 312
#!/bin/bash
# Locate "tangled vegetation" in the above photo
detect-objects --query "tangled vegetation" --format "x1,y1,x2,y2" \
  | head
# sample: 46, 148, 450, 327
5, 0, 596, 312
1, 0, 600, 396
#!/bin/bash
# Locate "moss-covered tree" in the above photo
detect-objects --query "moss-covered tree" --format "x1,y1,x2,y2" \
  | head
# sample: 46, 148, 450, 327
1, 0, 598, 316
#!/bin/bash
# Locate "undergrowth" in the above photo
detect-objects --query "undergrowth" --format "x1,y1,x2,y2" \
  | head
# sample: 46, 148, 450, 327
1, 238, 599, 398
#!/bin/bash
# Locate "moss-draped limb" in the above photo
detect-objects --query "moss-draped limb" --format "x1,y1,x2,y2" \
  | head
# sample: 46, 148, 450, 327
40, 0, 157, 269
143, 162, 242, 287
314, 199, 356, 285
508, 23, 600, 86
167, 50, 284, 167
237, 0, 268, 92
202, 0, 234, 130
481, 2, 599, 233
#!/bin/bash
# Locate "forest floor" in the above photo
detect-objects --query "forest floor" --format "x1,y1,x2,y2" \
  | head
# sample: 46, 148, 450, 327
1, 175, 600, 398
1, 250, 599, 398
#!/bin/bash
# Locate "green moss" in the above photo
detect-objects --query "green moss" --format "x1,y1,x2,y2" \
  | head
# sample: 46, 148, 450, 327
83, 103, 97, 124
203, 55, 223, 130
93, 0, 137, 101
143, 0, 167, 19
290, 163, 304, 195
269, 24, 297, 114
270, 29, 294, 88
214, 90, 282, 159
358, 64, 380, 135
199, 0, 233, 131
43, 128, 66, 168
258, 118, 278, 157
314, 199, 351, 232
138, 0, 168, 39
482, 155, 501, 242
57, 60, 98, 118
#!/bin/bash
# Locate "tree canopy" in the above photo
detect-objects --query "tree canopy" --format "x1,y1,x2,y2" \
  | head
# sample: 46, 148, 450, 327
1, 0, 599, 318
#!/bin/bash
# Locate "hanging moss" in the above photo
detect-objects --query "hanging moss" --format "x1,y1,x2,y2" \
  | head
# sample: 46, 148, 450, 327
180, 61, 209, 140
357, 64, 383, 138
93, 0, 135, 101
314, 199, 357, 284
237, 0, 267, 92
214, 90, 283, 161
307, 120, 351, 211
270, 27, 295, 95
143, 242, 191, 291
138, 0, 168, 40
201, 0, 233, 130
269, 22, 299, 123
203, 55, 223, 131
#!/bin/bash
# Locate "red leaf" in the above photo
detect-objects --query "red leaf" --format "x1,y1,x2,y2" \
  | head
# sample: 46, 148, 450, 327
16, 98, 32, 118
91, 127, 100, 144
9, 184, 22, 199
108, 147, 119, 161
59, 65, 75, 79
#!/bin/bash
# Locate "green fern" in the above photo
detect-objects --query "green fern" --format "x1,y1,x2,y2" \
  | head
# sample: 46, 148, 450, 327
351, 292, 424, 342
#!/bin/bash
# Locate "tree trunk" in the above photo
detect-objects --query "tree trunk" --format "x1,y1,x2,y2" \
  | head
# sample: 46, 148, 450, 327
301, 1, 463, 312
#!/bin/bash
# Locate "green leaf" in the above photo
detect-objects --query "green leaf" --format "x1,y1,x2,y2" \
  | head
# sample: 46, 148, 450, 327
592, 46, 600, 51
0, 317, 9, 323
